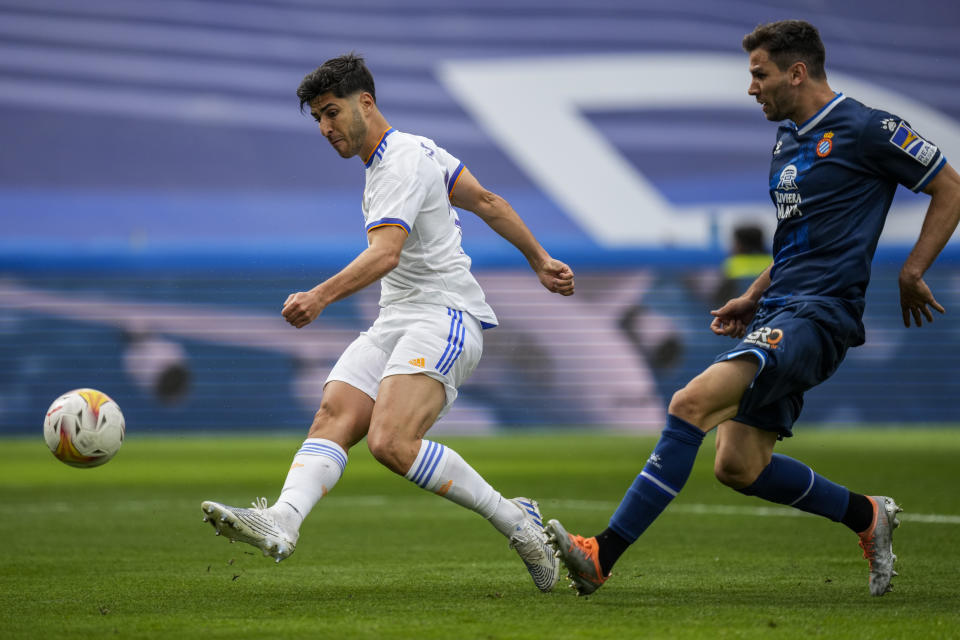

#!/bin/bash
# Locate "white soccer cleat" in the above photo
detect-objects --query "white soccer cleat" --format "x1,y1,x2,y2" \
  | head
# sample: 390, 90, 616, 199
858, 495, 902, 596
201, 497, 298, 563
508, 497, 560, 592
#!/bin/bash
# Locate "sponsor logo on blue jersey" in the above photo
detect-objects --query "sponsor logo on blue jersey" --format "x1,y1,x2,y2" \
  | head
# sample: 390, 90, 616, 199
774, 164, 802, 220
889, 121, 938, 166
743, 326, 784, 350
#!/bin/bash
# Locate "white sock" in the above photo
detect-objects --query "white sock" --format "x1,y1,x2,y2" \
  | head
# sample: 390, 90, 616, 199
270, 438, 348, 531
404, 439, 524, 536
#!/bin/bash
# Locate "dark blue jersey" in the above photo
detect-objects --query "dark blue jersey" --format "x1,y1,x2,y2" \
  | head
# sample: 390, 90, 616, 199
765, 93, 946, 313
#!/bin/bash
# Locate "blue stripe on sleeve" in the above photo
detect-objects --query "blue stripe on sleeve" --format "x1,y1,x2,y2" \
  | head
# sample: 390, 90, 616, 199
912, 154, 946, 192
446, 162, 465, 196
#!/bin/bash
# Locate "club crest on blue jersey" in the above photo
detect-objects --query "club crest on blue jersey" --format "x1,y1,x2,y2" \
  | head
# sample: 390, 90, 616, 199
776, 164, 798, 191
815, 132, 834, 158
889, 121, 938, 166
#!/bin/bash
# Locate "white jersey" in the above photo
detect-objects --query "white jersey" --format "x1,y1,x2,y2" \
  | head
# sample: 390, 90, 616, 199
361, 128, 498, 328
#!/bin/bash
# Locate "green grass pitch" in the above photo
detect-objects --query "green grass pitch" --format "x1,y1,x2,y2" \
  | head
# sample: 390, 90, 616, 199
2, 429, 959, 639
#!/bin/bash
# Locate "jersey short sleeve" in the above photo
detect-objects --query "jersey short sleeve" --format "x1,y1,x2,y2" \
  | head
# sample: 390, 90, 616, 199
431, 144, 466, 199
859, 111, 946, 192
364, 158, 427, 235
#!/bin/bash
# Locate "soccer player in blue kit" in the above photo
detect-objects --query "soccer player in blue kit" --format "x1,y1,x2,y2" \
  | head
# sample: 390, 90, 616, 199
547, 20, 960, 597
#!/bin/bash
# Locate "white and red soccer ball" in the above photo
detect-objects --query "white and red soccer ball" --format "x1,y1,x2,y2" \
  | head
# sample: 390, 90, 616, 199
43, 389, 125, 468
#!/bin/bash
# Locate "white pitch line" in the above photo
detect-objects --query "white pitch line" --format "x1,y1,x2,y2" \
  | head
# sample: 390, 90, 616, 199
1, 497, 957, 524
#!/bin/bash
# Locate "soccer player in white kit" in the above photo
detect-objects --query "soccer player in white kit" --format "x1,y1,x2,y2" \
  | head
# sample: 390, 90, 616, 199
201, 54, 575, 592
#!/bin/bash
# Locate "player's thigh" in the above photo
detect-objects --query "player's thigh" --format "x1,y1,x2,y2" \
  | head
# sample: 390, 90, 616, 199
381, 305, 483, 420
314, 334, 386, 448
366, 373, 446, 472
669, 357, 759, 429
372, 372, 447, 441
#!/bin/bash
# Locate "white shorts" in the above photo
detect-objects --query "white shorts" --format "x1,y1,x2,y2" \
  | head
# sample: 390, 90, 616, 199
325, 302, 483, 418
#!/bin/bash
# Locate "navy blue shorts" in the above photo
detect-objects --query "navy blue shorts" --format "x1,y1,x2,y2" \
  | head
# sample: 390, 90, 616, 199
714, 297, 865, 438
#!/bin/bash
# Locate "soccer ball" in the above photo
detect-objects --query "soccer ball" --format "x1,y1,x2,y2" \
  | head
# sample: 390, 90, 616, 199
43, 388, 125, 468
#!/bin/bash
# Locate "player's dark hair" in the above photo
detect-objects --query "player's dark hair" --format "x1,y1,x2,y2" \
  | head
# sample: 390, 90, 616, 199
742, 20, 826, 80
733, 224, 766, 254
297, 53, 376, 112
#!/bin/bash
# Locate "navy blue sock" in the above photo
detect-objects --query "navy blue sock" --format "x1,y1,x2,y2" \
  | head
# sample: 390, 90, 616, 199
608, 415, 706, 545
737, 453, 849, 521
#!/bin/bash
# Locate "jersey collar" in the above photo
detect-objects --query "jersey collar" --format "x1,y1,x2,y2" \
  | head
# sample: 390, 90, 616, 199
363, 127, 395, 167
795, 93, 846, 136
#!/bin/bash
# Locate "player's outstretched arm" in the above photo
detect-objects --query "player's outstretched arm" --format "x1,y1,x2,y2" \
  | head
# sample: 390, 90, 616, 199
900, 163, 960, 327
450, 167, 574, 296
281, 225, 407, 328
709, 265, 771, 338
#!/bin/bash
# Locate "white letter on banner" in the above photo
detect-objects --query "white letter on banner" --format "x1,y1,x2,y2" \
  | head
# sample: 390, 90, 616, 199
438, 54, 960, 248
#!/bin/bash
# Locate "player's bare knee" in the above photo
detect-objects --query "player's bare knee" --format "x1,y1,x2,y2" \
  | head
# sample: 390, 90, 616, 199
366, 428, 410, 474
713, 455, 758, 489
668, 386, 707, 427
364, 428, 392, 465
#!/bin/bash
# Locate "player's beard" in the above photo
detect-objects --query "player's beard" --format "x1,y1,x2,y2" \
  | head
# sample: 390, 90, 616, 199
763, 79, 793, 122
342, 106, 368, 158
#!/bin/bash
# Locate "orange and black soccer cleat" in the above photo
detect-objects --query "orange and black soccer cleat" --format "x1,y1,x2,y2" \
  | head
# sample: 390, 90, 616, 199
545, 519, 610, 596
857, 495, 902, 596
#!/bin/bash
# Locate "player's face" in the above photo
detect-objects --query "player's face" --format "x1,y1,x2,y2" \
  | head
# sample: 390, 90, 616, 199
309, 93, 368, 159
747, 49, 795, 122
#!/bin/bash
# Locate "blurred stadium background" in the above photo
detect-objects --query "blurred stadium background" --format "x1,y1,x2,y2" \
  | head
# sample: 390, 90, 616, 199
2, 0, 959, 435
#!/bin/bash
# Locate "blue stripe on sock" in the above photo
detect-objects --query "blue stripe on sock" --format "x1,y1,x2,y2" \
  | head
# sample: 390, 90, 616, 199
297, 443, 347, 471
299, 442, 346, 464
418, 443, 446, 487
298, 442, 346, 465
411, 440, 438, 485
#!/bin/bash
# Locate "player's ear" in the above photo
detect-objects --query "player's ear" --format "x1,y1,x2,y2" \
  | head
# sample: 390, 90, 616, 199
358, 91, 376, 113
788, 61, 807, 86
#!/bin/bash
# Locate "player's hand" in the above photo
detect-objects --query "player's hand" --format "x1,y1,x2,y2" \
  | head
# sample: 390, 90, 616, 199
536, 258, 575, 296
709, 296, 758, 338
899, 271, 945, 327
282, 291, 325, 328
